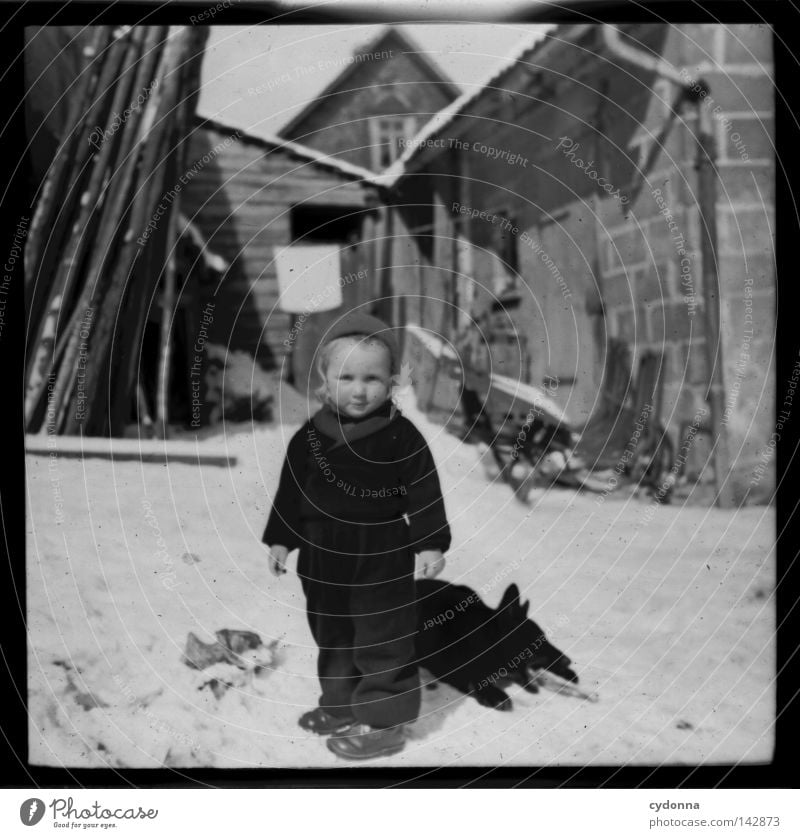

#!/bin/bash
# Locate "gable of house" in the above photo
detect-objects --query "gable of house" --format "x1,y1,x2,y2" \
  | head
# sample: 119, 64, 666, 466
279, 27, 460, 171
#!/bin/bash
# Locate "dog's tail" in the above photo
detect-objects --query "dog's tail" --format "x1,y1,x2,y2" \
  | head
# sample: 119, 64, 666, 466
532, 670, 599, 702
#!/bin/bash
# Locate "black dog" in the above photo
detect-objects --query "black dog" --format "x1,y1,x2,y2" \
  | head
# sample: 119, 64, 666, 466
415, 579, 578, 711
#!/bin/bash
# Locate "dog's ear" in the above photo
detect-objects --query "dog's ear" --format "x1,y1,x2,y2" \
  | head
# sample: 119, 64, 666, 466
499, 584, 521, 611
520, 599, 530, 618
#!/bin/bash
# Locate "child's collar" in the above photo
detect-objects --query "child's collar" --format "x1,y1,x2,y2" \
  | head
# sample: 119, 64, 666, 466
336, 399, 394, 424
312, 400, 397, 448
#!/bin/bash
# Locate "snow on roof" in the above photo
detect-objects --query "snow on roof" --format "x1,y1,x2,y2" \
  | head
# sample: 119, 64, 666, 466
194, 116, 383, 187
378, 25, 557, 187
271, 131, 382, 185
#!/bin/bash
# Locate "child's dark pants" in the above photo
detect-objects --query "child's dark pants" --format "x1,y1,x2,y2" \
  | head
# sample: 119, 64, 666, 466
298, 518, 420, 729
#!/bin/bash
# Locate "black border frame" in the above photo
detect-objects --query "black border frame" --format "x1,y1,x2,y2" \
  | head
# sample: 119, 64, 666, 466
2, 0, 797, 790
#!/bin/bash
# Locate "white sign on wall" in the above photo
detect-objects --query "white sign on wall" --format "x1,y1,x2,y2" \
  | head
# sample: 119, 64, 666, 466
274, 245, 343, 313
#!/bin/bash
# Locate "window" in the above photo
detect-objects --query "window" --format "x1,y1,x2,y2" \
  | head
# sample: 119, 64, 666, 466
369, 115, 418, 170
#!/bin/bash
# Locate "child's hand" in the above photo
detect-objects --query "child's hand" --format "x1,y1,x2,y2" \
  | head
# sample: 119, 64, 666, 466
267, 545, 289, 577
418, 550, 446, 579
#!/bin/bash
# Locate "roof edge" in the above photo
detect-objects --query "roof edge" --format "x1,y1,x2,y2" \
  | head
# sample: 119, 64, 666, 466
382, 23, 596, 186
193, 115, 383, 187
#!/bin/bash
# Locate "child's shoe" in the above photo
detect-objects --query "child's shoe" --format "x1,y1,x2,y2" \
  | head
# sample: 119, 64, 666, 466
298, 707, 356, 735
326, 723, 406, 760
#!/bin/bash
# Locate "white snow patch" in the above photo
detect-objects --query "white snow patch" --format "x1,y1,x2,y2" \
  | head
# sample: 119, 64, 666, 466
27, 390, 775, 767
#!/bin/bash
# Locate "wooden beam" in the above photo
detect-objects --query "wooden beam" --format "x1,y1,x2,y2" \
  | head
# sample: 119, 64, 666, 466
696, 98, 735, 508
25, 434, 237, 467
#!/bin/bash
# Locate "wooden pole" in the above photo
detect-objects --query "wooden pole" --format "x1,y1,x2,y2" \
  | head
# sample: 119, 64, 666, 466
153, 29, 208, 437
455, 147, 471, 332
59, 28, 186, 434
25, 26, 112, 294
111, 28, 208, 435
24, 26, 126, 389
28, 28, 132, 293
155, 98, 191, 438
110, 202, 164, 437
49, 27, 173, 433
695, 96, 735, 508
27, 29, 172, 433
79, 26, 208, 436
26, 25, 208, 436
25, 28, 147, 429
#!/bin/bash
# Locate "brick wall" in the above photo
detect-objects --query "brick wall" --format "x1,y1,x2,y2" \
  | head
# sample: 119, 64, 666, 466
597, 24, 775, 493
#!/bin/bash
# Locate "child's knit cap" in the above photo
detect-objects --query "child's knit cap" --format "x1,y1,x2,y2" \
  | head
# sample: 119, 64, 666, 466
324, 311, 400, 374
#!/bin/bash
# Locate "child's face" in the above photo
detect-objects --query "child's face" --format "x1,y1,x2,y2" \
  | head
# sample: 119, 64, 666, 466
323, 339, 392, 419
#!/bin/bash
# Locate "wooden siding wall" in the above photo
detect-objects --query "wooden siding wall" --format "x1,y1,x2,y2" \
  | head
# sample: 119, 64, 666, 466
181, 125, 378, 368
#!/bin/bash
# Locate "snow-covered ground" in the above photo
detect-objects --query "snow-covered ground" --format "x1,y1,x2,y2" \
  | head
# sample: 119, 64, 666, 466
27, 386, 775, 768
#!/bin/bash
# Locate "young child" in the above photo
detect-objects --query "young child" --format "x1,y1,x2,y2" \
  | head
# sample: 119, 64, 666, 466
263, 311, 451, 760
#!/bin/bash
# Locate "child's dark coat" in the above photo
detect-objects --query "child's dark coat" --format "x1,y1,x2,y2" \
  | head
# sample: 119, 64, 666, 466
263, 409, 450, 553
263, 407, 451, 728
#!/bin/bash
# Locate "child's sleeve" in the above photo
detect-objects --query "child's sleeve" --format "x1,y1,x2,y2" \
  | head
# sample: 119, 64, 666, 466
261, 427, 306, 550
397, 421, 452, 553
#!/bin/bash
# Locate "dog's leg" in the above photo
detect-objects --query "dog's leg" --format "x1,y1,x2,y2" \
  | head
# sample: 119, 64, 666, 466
512, 668, 540, 693
472, 682, 513, 711
521, 677, 540, 694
